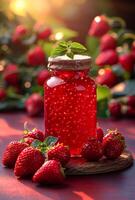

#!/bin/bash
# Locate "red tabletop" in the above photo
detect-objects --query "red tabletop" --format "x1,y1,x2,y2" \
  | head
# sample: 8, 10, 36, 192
0, 112, 135, 200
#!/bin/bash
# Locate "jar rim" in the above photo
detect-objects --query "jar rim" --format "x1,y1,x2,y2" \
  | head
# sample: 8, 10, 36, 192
48, 57, 92, 70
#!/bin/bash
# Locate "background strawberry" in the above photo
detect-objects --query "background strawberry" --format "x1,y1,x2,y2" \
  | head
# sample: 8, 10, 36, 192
96, 68, 118, 88
47, 143, 70, 166
12, 25, 27, 43
2, 141, 28, 168
88, 15, 110, 37
14, 146, 45, 178
33, 160, 65, 184
108, 100, 122, 118
3, 64, 19, 86
27, 46, 46, 66
100, 34, 117, 51
37, 69, 50, 86
37, 27, 52, 40
25, 93, 44, 116
96, 50, 118, 66
0, 88, 6, 101
81, 137, 103, 161
119, 53, 134, 72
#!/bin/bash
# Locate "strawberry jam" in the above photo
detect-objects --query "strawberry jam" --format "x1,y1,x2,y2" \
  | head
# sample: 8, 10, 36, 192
44, 56, 96, 156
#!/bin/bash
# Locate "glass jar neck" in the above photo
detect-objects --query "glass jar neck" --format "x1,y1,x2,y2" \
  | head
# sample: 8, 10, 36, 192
48, 58, 91, 71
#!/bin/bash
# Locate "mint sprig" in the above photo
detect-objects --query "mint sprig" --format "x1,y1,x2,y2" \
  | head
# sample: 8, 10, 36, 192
51, 41, 88, 59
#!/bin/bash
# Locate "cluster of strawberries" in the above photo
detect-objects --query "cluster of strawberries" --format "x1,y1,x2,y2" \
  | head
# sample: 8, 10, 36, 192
2, 125, 126, 185
0, 23, 52, 116
81, 127, 125, 161
109, 96, 135, 118
2, 127, 70, 185
88, 15, 135, 88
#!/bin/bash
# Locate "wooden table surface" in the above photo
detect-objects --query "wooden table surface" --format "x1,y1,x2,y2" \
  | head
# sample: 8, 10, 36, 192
0, 112, 135, 200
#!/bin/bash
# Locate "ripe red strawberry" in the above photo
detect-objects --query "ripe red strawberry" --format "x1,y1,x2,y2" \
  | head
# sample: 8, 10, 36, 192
103, 129, 125, 159
37, 27, 52, 40
14, 147, 45, 177
119, 53, 134, 72
27, 46, 46, 66
3, 64, 19, 85
12, 25, 27, 43
96, 68, 118, 88
37, 69, 50, 86
24, 128, 45, 142
109, 100, 122, 118
33, 160, 65, 184
81, 138, 103, 161
0, 88, 6, 101
96, 50, 118, 66
47, 143, 70, 166
23, 137, 35, 145
100, 34, 117, 51
25, 93, 44, 117
2, 141, 28, 168
88, 15, 110, 37
96, 127, 104, 142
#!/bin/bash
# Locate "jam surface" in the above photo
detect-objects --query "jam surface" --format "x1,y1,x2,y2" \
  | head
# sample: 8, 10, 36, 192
44, 70, 96, 156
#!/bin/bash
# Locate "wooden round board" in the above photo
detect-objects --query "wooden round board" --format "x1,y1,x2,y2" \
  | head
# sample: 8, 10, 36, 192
65, 150, 133, 175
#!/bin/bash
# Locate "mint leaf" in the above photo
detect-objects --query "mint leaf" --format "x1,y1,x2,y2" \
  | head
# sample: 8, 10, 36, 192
51, 41, 88, 59
70, 42, 87, 54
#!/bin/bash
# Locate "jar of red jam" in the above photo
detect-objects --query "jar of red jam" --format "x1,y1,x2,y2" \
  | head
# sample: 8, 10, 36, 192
44, 55, 96, 156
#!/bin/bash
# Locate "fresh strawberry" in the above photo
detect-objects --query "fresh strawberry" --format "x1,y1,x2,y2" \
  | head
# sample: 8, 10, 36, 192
81, 137, 103, 161
109, 100, 122, 118
12, 25, 27, 43
25, 93, 44, 117
100, 34, 117, 51
88, 15, 110, 37
3, 64, 19, 85
27, 46, 46, 66
24, 128, 45, 142
96, 50, 118, 66
23, 137, 35, 145
33, 160, 65, 184
96, 127, 104, 142
122, 105, 135, 117
14, 147, 45, 178
103, 129, 125, 159
37, 69, 50, 86
96, 68, 118, 88
0, 88, 6, 101
2, 141, 28, 168
47, 143, 70, 166
37, 27, 52, 40
119, 53, 134, 72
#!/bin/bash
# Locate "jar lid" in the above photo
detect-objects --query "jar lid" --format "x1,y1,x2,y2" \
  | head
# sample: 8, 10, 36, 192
48, 55, 92, 70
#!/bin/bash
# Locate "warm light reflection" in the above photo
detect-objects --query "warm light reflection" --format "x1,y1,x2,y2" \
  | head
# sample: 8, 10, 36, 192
24, 81, 31, 88
55, 32, 64, 40
95, 16, 101, 23
98, 69, 105, 76
0, 65, 4, 72
10, 0, 27, 16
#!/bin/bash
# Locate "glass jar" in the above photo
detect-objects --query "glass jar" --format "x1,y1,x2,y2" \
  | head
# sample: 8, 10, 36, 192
44, 57, 96, 156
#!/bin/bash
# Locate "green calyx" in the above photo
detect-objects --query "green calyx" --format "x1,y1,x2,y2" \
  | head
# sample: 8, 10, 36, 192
31, 136, 58, 154
51, 41, 88, 59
